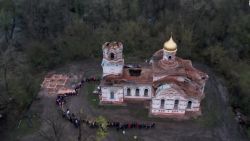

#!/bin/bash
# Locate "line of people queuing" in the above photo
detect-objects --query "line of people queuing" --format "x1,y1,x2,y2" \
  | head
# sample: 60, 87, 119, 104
75, 76, 100, 91
56, 75, 100, 128
106, 122, 155, 131
62, 109, 81, 128
61, 108, 156, 131
55, 75, 156, 132
84, 117, 156, 131
56, 95, 66, 107
82, 120, 156, 131
56, 76, 101, 106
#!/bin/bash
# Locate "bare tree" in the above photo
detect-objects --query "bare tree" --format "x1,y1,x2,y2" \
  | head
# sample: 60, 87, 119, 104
39, 114, 66, 141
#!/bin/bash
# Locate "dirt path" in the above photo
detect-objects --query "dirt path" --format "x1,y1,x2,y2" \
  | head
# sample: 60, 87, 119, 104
194, 64, 247, 141
19, 60, 248, 141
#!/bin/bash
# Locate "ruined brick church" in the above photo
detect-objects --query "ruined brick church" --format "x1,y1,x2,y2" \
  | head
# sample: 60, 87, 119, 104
99, 36, 208, 117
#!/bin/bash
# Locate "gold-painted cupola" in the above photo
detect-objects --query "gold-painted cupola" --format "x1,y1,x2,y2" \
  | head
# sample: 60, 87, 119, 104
163, 36, 177, 52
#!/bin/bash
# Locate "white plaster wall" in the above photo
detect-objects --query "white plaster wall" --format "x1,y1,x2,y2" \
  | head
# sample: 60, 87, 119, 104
152, 99, 160, 109
101, 86, 124, 102
185, 99, 200, 111
102, 64, 123, 76
151, 97, 186, 114
151, 84, 199, 114
102, 59, 124, 76
123, 84, 152, 99
152, 95, 200, 114
102, 45, 124, 77
152, 96, 187, 110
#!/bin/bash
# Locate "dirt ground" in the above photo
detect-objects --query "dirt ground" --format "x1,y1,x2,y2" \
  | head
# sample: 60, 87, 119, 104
17, 59, 249, 141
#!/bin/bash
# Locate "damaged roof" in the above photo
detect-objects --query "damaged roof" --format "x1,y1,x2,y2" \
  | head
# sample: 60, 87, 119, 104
101, 64, 153, 86
152, 49, 208, 98
101, 49, 208, 99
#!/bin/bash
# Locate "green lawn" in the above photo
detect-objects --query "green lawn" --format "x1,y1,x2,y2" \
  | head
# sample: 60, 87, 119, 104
85, 82, 100, 108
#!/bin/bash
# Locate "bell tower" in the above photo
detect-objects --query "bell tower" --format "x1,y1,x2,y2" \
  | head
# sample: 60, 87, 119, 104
101, 42, 124, 77
163, 36, 177, 62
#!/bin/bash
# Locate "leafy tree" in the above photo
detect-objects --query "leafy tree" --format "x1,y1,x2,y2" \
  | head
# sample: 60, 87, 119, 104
95, 116, 108, 141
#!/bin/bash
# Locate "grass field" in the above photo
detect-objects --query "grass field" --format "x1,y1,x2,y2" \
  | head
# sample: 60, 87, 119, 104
85, 82, 100, 108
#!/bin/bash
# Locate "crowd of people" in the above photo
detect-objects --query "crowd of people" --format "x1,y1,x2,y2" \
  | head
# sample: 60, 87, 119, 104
62, 109, 81, 128
61, 109, 156, 131
75, 76, 100, 92
55, 76, 101, 106
56, 95, 66, 107
55, 76, 101, 128
106, 121, 155, 131
55, 75, 156, 132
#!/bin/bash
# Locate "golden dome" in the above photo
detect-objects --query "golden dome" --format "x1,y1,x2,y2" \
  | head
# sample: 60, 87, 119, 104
163, 36, 177, 52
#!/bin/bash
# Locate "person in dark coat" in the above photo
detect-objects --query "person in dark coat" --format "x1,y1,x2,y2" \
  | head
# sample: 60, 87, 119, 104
74, 119, 80, 128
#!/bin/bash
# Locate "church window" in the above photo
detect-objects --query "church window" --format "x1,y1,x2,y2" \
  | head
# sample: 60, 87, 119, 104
110, 53, 115, 60
144, 89, 148, 96
160, 99, 165, 108
127, 88, 131, 96
135, 88, 140, 96
110, 91, 114, 99
174, 100, 179, 109
187, 101, 192, 109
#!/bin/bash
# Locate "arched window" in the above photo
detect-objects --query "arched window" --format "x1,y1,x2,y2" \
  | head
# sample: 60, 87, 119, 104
127, 88, 131, 96
187, 101, 192, 109
110, 53, 115, 60
110, 91, 114, 99
174, 100, 179, 109
168, 56, 172, 60
144, 89, 148, 96
160, 99, 165, 108
135, 88, 140, 96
